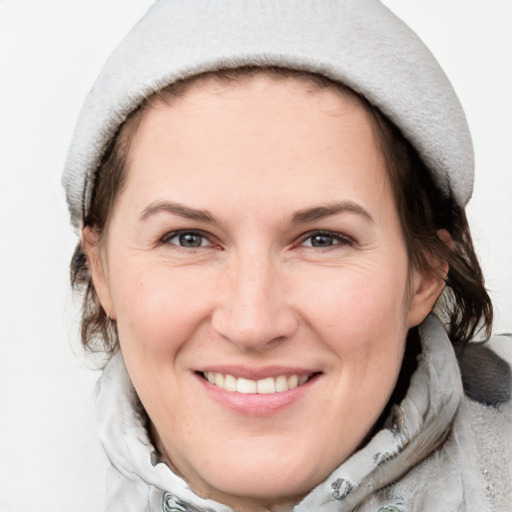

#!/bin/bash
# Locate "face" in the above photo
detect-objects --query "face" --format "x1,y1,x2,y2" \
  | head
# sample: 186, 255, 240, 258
86, 76, 443, 511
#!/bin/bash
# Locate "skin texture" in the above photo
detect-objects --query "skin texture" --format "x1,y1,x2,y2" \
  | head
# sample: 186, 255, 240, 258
84, 76, 445, 511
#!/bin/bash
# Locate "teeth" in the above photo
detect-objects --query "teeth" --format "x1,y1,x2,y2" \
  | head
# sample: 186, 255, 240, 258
288, 375, 298, 390
237, 377, 257, 394
298, 375, 308, 386
214, 373, 225, 388
257, 377, 275, 394
275, 375, 288, 392
224, 374, 237, 392
203, 372, 311, 394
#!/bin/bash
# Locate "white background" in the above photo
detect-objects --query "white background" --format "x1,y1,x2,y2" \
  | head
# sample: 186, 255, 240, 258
0, 1, 511, 511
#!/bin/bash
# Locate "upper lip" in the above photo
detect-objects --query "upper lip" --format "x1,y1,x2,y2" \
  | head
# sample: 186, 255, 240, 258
194, 365, 320, 380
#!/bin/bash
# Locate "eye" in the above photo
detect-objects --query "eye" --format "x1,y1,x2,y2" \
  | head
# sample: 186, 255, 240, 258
162, 230, 213, 248
300, 231, 352, 248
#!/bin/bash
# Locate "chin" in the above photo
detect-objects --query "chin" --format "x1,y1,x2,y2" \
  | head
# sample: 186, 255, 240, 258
197, 469, 311, 511
180, 444, 331, 510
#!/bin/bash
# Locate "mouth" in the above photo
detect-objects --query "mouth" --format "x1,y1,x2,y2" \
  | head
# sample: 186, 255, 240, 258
195, 368, 322, 415
199, 371, 319, 394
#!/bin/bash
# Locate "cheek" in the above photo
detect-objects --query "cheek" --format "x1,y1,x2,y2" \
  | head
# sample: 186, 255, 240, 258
309, 265, 409, 410
111, 261, 214, 356
295, 259, 410, 354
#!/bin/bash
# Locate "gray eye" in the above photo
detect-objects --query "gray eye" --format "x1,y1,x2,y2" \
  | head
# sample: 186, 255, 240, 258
303, 233, 337, 248
301, 231, 352, 249
178, 233, 206, 248
164, 231, 212, 248
310, 234, 335, 247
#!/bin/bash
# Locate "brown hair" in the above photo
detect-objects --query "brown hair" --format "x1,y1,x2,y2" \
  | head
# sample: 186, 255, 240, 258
71, 67, 492, 355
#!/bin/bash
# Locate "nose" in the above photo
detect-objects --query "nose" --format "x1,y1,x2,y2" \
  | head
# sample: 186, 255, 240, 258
211, 251, 298, 351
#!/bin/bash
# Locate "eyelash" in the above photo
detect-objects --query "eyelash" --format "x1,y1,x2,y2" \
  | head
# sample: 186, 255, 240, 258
298, 230, 354, 249
159, 230, 215, 249
159, 229, 353, 250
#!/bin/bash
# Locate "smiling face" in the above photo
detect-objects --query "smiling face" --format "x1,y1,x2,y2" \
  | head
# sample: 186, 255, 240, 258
85, 75, 444, 511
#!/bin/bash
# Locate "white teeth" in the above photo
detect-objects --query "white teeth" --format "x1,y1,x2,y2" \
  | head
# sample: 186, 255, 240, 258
288, 375, 298, 390
224, 374, 237, 392
275, 375, 288, 392
298, 375, 308, 386
257, 377, 275, 394
214, 372, 225, 387
203, 372, 311, 394
237, 377, 257, 394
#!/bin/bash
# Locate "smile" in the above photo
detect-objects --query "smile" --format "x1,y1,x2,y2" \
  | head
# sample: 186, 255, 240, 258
202, 372, 312, 394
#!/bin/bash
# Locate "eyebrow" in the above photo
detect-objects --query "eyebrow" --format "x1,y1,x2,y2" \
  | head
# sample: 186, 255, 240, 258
141, 201, 217, 223
140, 200, 373, 225
290, 202, 373, 224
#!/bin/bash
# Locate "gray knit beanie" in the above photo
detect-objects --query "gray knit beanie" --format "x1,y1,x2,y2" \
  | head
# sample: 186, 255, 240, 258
63, 0, 474, 230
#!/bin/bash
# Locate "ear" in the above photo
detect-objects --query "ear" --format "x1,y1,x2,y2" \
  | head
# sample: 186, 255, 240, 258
407, 229, 452, 328
82, 226, 116, 320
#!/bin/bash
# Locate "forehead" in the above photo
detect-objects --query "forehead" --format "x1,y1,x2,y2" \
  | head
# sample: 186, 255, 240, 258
119, 75, 393, 219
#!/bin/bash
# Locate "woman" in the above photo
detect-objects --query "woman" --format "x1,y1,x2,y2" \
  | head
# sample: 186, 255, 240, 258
63, 1, 510, 511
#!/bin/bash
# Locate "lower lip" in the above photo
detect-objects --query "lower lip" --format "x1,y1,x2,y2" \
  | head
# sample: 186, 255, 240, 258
196, 374, 318, 416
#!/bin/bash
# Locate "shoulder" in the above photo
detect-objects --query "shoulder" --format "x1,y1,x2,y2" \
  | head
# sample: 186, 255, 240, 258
456, 334, 511, 407
465, 397, 512, 511
463, 334, 512, 511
